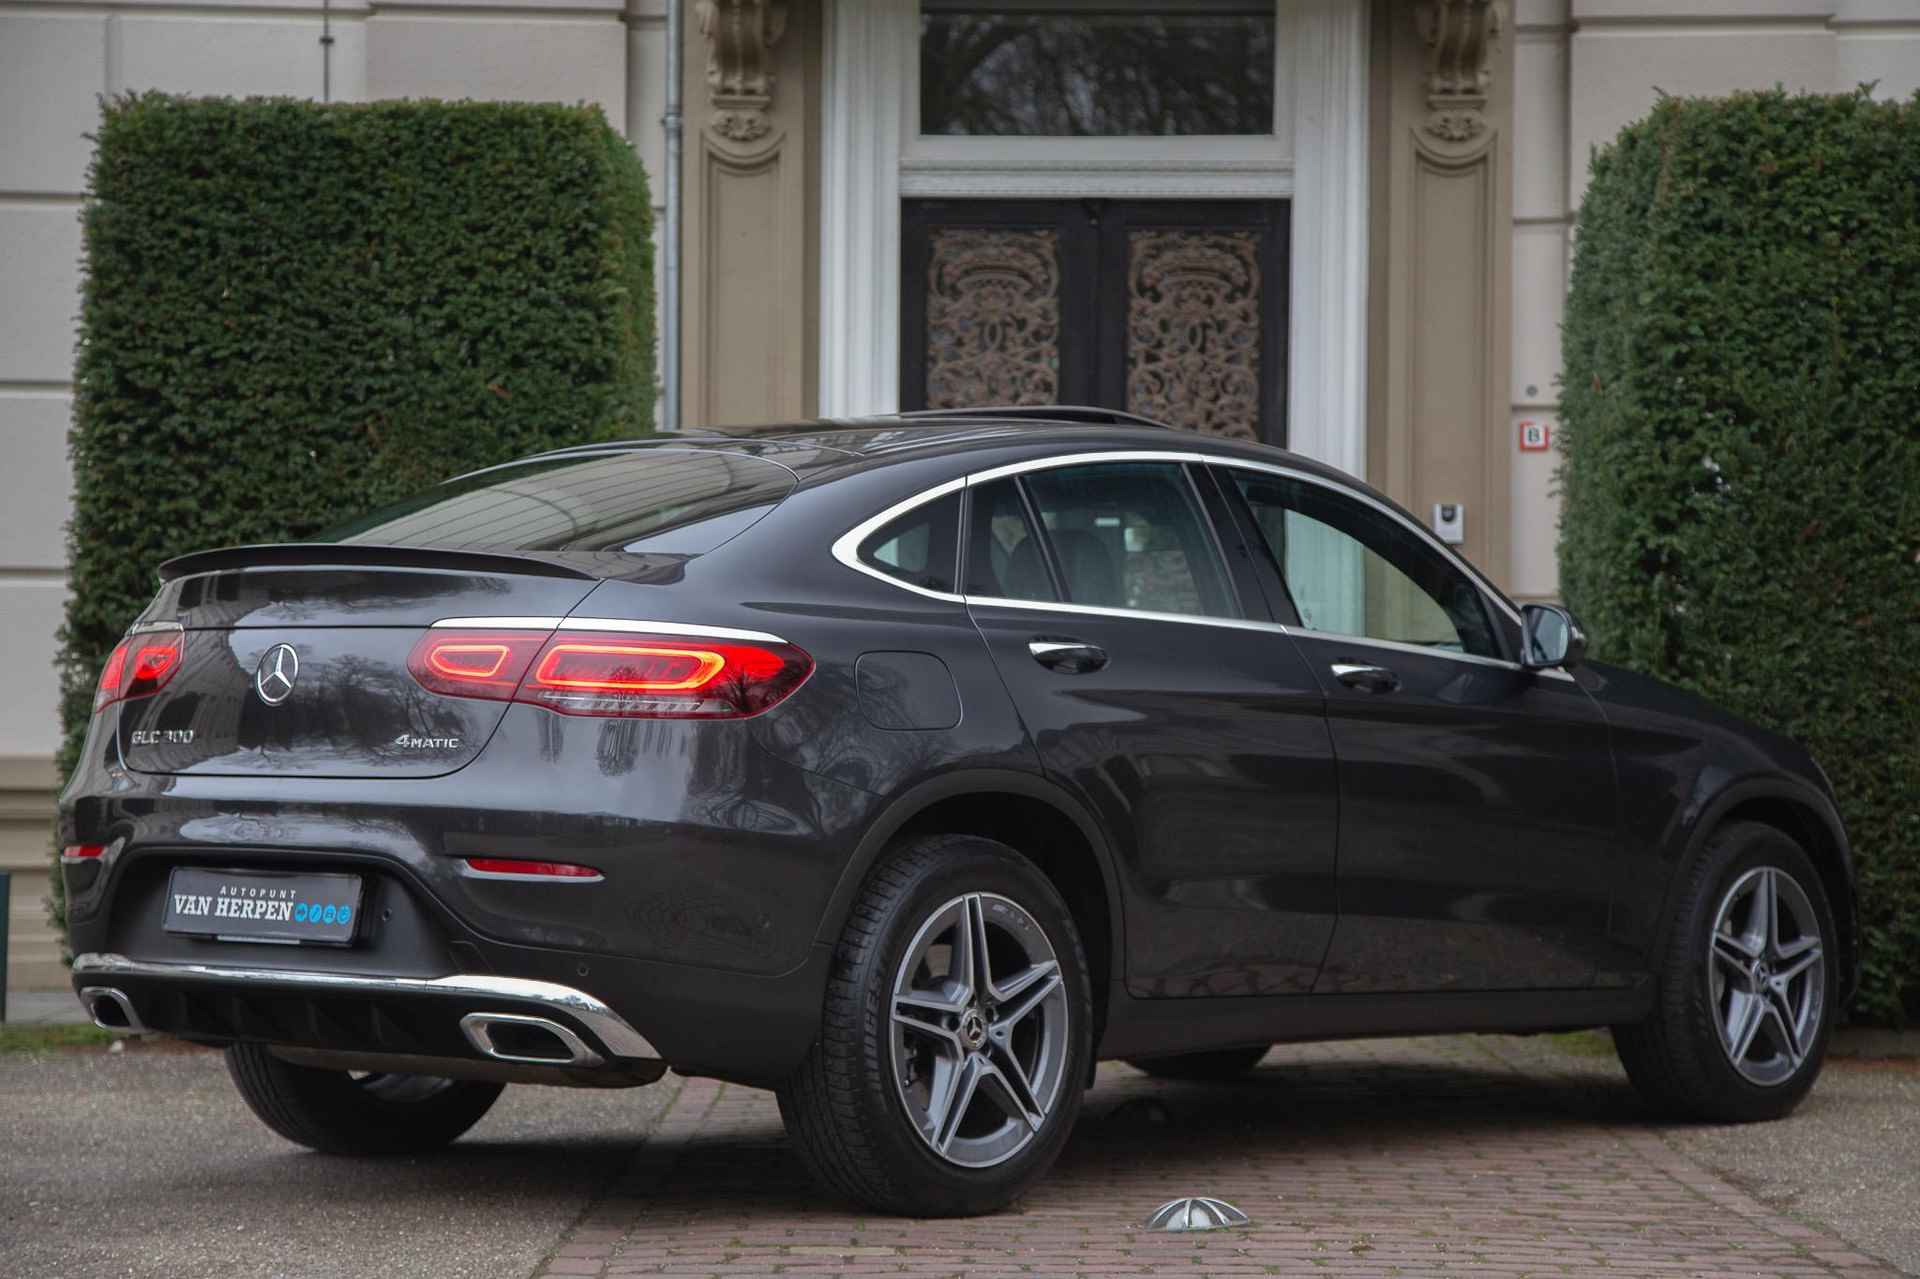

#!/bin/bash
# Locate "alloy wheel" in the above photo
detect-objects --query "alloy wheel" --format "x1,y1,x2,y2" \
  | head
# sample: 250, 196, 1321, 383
1706, 865, 1826, 1086
890, 892, 1070, 1168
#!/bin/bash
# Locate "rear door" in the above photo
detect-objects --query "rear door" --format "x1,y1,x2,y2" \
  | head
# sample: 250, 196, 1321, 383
1221, 466, 1618, 993
962, 458, 1338, 997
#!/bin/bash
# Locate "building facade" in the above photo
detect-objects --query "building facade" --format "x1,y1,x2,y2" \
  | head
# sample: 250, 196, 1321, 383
2, 0, 1916, 992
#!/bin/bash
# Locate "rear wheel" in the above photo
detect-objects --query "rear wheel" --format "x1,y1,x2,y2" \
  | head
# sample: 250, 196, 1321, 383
778, 835, 1092, 1216
1125, 1044, 1270, 1080
226, 1043, 504, 1154
1614, 821, 1836, 1122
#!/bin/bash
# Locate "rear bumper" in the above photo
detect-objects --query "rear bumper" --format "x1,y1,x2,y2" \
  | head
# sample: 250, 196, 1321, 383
73, 951, 663, 1081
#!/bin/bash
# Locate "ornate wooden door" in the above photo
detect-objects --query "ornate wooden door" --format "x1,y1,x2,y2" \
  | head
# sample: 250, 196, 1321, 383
901, 199, 1288, 444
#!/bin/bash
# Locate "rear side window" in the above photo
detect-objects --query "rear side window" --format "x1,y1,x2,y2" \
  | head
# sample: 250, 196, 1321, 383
1020, 462, 1237, 618
857, 492, 961, 594
965, 478, 1058, 601
318, 450, 795, 554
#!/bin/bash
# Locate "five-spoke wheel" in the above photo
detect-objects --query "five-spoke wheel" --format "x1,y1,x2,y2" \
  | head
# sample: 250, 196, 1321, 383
1615, 821, 1836, 1122
1707, 865, 1826, 1087
778, 835, 1091, 1216
890, 892, 1070, 1167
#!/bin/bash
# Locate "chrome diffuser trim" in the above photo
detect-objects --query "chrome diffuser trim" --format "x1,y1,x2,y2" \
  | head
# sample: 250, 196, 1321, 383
79, 986, 148, 1035
70, 953, 660, 1061
460, 1011, 604, 1068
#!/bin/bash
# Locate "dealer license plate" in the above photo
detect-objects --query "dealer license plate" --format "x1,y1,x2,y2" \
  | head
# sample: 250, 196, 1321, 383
163, 867, 363, 945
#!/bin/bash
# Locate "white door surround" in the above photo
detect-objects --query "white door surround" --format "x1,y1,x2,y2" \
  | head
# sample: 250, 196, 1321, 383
818, 0, 1369, 480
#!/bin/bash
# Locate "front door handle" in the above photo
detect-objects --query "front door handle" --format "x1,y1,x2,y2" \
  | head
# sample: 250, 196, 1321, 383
1028, 638, 1108, 674
1331, 662, 1399, 693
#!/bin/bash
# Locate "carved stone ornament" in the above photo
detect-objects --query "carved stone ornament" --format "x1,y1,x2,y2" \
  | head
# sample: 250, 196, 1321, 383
1413, 0, 1504, 146
696, 0, 789, 144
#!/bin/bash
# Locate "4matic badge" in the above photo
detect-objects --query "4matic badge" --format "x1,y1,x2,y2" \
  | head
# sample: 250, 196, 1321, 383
393, 732, 462, 751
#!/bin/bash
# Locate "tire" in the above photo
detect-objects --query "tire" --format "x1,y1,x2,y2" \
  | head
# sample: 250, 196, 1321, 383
1613, 821, 1837, 1123
225, 1043, 504, 1155
1125, 1044, 1270, 1080
778, 834, 1093, 1216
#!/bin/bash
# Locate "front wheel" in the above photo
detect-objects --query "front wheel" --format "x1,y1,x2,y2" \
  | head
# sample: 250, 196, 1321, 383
226, 1043, 504, 1154
778, 834, 1092, 1216
1614, 821, 1837, 1122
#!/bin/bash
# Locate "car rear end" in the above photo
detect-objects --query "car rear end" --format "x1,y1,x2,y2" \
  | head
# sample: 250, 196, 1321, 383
59, 444, 849, 1089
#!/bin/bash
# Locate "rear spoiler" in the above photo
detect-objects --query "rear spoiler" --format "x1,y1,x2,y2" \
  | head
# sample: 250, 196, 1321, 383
157, 542, 599, 583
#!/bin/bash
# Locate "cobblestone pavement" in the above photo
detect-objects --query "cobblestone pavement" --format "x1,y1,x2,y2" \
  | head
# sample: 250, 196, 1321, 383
533, 1037, 1909, 1279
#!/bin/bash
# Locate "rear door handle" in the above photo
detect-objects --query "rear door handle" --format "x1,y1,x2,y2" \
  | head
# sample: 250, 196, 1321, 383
1028, 638, 1108, 674
1331, 662, 1399, 693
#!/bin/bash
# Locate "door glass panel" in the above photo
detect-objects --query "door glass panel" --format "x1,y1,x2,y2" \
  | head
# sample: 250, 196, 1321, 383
1127, 229, 1262, 440
1022, 463, 1236, 618
965, 478, 1057, 601
925, 228, 1061, 408
921, 2, 1276, 137
1233, 473, 1501, 658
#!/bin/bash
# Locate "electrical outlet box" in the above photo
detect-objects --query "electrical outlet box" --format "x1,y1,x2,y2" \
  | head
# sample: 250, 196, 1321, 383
1431, 502, 1465, 545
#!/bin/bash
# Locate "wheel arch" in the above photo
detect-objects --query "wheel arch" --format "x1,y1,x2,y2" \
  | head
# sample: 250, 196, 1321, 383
817, 769, 1126, 1050
1667, 777, 1858, 1005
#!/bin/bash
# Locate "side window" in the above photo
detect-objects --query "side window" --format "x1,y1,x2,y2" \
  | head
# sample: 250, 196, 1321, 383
1232, 472, 1501, 659
965, 478, 1057, 601
857, 491, 960, 594
1020, 463, 1237, 618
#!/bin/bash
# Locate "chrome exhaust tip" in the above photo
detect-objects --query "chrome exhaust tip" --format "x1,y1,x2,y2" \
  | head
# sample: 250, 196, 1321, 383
459, 1011, 603, 1068
79, 987, 147, 1035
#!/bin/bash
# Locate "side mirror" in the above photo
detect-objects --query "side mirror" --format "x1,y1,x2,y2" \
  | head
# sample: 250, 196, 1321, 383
1521, 603, 1587, 671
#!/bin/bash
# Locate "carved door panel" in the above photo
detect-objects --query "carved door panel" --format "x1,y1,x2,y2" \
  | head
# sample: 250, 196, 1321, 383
901, 200, 1288, 445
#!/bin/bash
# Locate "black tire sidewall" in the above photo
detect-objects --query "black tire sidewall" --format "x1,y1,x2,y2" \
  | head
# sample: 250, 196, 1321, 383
226, 1044, 503, 1155
848, 839, 1092, 1213
1673, 825, 1838, 1116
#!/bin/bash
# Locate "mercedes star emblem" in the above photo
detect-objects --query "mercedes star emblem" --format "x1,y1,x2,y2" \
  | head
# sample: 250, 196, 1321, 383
254, 643, 299, 706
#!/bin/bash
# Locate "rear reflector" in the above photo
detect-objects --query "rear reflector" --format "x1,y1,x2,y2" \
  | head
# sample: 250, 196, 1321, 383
462, 857, 602, 881
94, 631, 184, 714
61, 844, 106, 861
409, 628, 811, 719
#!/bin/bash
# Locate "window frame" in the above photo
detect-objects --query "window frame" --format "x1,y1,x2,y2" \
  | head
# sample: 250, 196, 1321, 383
1217, 466, 1509, 663
830, 448, 1547, 675
1007, 459, 1246, 622
855, 488, 964, 596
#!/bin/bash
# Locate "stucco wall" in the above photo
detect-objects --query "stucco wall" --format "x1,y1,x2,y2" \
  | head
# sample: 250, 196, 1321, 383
0, 0, 661, 990
1507, 0, 1920, 602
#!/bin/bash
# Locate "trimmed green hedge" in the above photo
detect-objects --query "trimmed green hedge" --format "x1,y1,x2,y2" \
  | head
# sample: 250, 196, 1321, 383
52, 94, 655, 937
1559, 89, 1920, 1024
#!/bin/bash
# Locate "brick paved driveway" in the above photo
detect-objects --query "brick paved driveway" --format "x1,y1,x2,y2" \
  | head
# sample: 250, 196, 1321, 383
535, 1037, 1902, 1279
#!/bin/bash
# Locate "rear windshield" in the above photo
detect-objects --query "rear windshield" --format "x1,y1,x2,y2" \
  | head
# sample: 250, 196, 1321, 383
317, 449, 795, 554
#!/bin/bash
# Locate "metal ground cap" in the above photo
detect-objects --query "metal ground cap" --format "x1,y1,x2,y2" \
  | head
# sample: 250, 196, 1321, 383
1145, 1197, 1250, 1232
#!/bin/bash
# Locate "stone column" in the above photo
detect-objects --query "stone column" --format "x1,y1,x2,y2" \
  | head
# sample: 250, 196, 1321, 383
1368, 0, 1515, 587
681, 0, 820, 426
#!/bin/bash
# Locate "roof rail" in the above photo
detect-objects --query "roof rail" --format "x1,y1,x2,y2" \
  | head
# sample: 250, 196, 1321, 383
898, 404, 1177, 431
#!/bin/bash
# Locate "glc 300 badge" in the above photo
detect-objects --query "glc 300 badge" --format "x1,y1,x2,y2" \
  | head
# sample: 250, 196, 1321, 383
254, 644, 299, 706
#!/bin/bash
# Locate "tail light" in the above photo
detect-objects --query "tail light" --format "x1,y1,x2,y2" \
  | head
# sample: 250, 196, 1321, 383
61, 844, 107, 862
93, 630, 184, 714
408, 627, 811, 719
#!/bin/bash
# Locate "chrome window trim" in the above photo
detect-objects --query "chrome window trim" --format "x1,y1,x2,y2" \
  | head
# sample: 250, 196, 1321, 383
127, 620, 185, 636
828, 448, 1580, 681
430, 616, 789, 645
965, 594, 1285, 636
828, 475, 972, 602
70, 951, 660, 1061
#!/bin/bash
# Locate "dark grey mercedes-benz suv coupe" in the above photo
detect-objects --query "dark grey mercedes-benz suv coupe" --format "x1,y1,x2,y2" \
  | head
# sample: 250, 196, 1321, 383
61, 407, 1854, 1216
